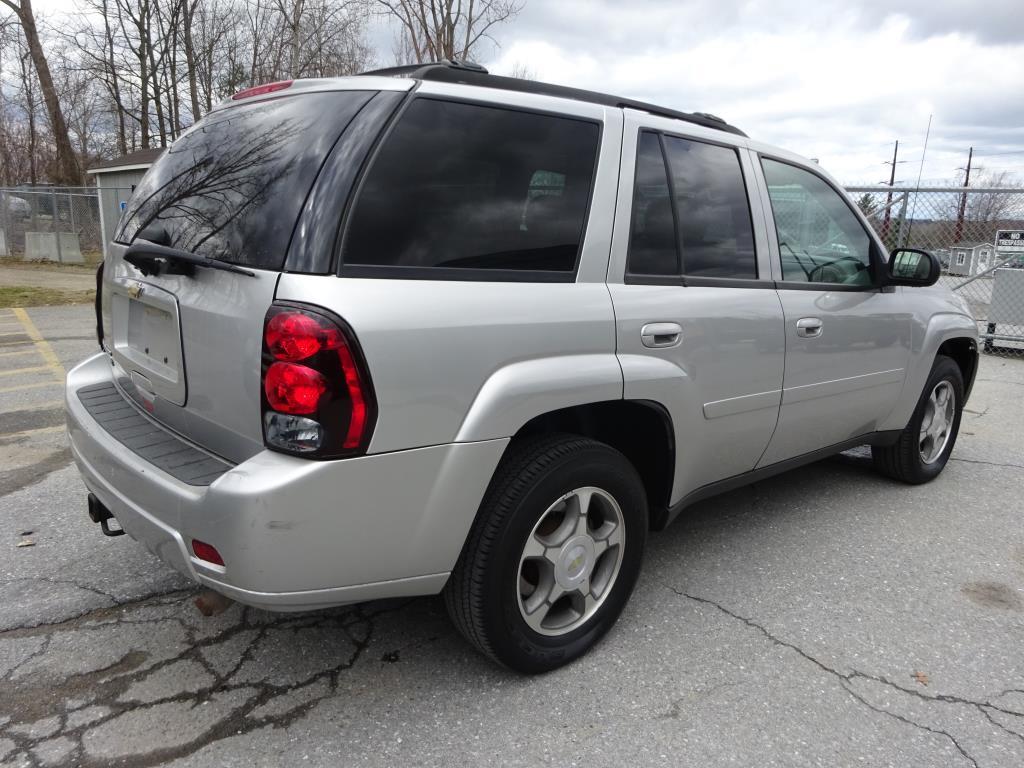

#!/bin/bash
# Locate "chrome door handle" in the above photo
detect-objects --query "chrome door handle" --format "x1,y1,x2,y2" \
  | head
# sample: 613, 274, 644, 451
796, 317, 823, 338
641, 322, 683, 348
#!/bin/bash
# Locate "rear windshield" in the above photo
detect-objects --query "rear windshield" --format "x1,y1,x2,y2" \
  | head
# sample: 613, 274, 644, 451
115, 90, 373, 270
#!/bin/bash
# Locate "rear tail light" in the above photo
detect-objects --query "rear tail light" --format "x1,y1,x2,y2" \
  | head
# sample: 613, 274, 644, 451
261, 303, 376, 458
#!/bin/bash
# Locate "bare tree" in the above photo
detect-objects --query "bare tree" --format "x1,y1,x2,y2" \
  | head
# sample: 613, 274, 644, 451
376, 0, 523, 63
1, 0, 81, 182
947, 169, 1024, 228
2, 0, 383, 179
508, 60, 534, 80
180, 0, 203, 120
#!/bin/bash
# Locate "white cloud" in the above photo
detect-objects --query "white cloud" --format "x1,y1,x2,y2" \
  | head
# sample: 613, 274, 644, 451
488, 0, 1024, 184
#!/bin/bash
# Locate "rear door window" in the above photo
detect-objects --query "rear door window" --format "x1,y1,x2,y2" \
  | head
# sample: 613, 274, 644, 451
116, 91, 374, 270
662, 136, 756, 279
627, 131, 757, 280
342, 98, 601, 280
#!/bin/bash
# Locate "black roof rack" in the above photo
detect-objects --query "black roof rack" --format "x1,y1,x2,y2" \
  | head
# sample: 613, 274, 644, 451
358, 60, 746, 137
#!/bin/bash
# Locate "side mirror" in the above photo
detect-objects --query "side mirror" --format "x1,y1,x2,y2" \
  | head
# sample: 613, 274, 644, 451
887, 248, 940, 287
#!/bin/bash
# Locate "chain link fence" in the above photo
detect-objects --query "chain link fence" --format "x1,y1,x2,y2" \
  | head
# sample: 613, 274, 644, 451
848, 185, 1024, 357
3, 182, 1024, 356
0, 186, 107, 265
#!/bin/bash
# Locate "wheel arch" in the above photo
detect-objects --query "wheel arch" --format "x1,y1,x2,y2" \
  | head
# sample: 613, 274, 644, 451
879, 313, 978, 431
937, 336, 979, 401
509, 400, 676, 530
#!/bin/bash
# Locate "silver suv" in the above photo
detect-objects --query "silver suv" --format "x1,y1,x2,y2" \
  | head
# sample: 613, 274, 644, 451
66, 62, 978, 673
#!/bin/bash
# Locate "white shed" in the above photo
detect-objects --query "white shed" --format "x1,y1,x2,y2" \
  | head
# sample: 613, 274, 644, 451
87, 148, 164, 258
948, 241, 995, 277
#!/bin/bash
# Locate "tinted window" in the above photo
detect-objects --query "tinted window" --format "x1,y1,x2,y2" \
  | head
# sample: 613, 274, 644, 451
627, 132, 678, 276
762, 159, 874, 285
663, 136, 756, 279
116, 91, 373, 270
343, 99, 600, 276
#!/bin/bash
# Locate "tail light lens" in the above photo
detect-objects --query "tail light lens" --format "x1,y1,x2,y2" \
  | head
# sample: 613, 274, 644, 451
261, 303, 376, 458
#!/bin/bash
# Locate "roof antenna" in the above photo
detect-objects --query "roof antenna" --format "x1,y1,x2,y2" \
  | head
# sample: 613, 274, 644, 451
904, 113, 932, 248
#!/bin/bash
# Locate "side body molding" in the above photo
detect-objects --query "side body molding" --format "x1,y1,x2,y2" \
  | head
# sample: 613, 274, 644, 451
455, 355, 624, 443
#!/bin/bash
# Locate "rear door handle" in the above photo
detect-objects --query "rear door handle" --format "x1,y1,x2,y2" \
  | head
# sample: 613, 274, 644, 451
641, 322, 683, 348
796, 317, 823, 338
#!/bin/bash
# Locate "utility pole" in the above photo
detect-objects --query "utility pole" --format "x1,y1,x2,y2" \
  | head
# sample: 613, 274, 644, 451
881, 140, 900, 244
954, 146, 973, 244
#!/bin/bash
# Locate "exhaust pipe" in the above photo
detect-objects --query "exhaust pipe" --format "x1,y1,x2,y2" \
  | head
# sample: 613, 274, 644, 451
87, 493, 125, 537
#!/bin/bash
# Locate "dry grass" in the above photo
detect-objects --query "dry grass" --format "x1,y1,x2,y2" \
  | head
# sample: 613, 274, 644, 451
0, 257, 98, 273
0, 285, 95, 307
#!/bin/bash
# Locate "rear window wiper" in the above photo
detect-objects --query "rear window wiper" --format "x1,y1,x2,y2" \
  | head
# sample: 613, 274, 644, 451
124, 239, 256, 278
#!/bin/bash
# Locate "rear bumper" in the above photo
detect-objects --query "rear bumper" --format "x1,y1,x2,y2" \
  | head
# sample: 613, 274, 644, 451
66, 353, 508, 611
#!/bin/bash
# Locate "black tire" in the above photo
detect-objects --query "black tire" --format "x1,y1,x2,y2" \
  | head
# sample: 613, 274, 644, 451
872, 355, 964, 484
444, 434, 648, 673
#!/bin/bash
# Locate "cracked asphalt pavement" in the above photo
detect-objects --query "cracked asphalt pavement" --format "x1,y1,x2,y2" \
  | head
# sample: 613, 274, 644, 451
2, 304, 1023, 767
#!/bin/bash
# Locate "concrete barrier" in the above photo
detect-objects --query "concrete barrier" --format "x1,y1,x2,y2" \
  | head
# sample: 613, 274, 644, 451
23, 232, 84, 264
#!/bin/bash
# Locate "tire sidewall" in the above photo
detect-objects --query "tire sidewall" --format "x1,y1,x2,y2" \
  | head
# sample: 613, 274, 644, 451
908, 357, 964, 480
483, 443, 647, 673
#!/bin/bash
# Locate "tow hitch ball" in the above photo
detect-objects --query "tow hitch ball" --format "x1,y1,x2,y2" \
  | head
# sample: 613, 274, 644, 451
87, 493, 125, 537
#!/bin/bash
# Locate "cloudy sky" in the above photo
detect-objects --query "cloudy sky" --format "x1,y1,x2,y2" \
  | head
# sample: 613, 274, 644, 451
452, 0, 1024, 185
42, 0, 1024, 185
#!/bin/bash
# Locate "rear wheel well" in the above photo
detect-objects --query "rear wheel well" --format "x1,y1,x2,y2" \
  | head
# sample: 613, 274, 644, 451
937, 337, 978, 395
512, 401, 674, 529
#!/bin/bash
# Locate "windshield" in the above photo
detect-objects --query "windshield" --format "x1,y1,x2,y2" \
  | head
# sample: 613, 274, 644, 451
115, 90, 374, 270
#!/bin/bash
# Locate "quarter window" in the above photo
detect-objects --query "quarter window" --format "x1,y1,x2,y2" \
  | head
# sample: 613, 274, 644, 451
343, 99, 600, 278
761, 159, 874, 286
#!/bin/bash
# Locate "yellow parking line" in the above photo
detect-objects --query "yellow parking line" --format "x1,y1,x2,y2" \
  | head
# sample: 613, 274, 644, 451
0, 365, 49, 377
11, 308, 65, 380
0, 380, 59, 395
0, 348, 36, 358
0, 331, 27, 338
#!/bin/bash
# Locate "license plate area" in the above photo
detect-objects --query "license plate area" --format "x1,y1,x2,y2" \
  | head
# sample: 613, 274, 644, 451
109, 279, 186, 406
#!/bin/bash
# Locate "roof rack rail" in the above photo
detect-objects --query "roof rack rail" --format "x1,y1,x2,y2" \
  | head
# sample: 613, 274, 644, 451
356, 60, 746, 137
359, 58, 489, 79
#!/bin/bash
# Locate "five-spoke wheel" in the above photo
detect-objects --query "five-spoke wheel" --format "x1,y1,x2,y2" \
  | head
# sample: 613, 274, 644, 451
445, 435, 647, 673
517, 487, 625, 636
919, 380, 955, 465
873, 355, 964, 484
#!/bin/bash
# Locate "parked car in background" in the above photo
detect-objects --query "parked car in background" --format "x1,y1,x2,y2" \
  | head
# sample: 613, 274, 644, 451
2, 192, 31, 220
66, 61, 979, 673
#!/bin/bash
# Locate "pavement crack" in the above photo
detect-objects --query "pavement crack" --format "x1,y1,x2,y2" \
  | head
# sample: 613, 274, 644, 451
838, 679, 979, 767
0, 596, 421, 767
676, 589, 837, 677
1, 635, 52, 683
0, 589, 196, 637
670, 587, 1010, 767
949, 456, 1024, 470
